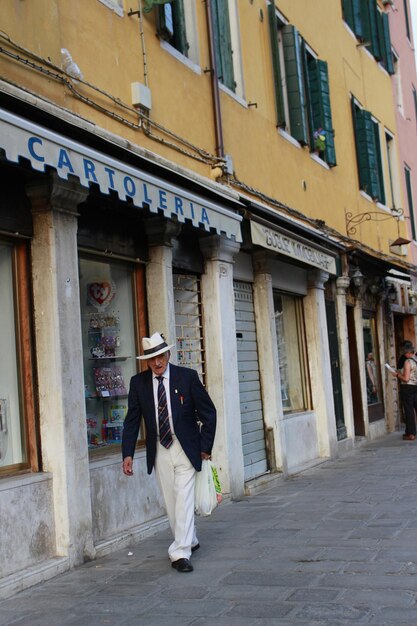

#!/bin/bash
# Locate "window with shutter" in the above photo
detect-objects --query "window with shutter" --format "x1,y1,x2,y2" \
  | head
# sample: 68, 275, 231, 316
342, 0, 364, 38
282, 25, 308, 145
379, 11, 394, 74
352, 99, 384, 202
341, 0, 394, 73
405, 166, 416, 240
268, 3, 285, 128
212, 0, 236, 92
157, 1, 189, 57
306, 57, 337, 166
268, 6, 336, 165
362, 0, 381, 59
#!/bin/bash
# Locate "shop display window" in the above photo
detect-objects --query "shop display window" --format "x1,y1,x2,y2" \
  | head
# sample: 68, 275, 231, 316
174, 273, 205, 381
363, 315, 382, 406
0, 242, 37, 473
273, 291, 310, 413
79, 257, 139, 452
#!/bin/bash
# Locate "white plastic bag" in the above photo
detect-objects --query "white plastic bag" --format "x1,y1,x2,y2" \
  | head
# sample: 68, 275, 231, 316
194, 459, 218, 516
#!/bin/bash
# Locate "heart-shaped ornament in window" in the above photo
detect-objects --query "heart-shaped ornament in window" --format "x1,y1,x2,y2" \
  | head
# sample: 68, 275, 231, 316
87, 280, 116, 311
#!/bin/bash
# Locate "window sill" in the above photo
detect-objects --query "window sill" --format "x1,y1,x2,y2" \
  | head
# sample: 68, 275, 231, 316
359, 189, 375, 203
278, 128, 302, 149
97, 0, 123, 17
310, 152, 330, 169
282, 409, 315, 421
0, 471, 52, 492
160, 41, 201, 75
219, 82, 246, 107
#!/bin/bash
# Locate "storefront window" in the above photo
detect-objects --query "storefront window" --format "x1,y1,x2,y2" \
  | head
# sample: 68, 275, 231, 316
0, 243, 27, 469
363, 315, 382, 406
274, 291, 310, 413
79, 257, 138, 452
174, 273, 205, 380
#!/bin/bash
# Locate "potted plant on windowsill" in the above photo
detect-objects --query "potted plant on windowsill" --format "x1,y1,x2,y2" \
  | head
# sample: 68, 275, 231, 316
313, 128, 326, 156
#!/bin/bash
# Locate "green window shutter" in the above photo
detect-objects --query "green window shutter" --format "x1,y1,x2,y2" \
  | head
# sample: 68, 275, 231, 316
307, 58, 337, 166
380, 12, 394, 74
156, 1, 189, 56
373, 121, 385, 204
172, 0, 189, 57
352, 102, 381, 199
404, 0, 411, 40
405, 167, 416, 239
212, 0, 235, 92
360, 0, 380, 58
413, 87, 417, 126
282, 25, 308, 144
342, 0, 363, 38
268, 4, 285, 127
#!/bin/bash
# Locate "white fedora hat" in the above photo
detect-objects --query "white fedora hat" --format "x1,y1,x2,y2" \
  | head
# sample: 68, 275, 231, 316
137, 332, 174, 360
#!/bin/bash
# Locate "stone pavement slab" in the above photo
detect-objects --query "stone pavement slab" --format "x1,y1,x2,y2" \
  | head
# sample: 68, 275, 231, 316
2, 432, 417, 625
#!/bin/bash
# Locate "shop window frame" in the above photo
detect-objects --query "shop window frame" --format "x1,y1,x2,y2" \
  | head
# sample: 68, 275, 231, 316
173, 271, 206, 384
0, 238, 40, 477
78, 251, 147, 459
273, 289, 311, 414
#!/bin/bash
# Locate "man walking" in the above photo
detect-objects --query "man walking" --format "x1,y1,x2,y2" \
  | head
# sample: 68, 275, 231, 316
122, 332, 217, 573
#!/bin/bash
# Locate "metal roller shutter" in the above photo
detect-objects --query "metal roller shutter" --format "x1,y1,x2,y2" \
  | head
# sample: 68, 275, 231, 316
234, 281, 268, 480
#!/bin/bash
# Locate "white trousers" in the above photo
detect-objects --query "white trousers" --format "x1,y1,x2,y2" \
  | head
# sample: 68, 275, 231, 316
155, 436, 198, 561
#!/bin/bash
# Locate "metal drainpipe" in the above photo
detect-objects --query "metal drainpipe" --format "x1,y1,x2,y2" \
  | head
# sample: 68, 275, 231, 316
205, 0, 225, 159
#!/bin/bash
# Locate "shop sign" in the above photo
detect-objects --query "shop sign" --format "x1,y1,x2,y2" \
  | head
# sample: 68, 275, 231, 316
251, 221, 337, 274
0, 108, 242, 242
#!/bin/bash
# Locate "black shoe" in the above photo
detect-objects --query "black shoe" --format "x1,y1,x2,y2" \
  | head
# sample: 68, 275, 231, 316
191, 543, 200, 553
171, 558, 193, 573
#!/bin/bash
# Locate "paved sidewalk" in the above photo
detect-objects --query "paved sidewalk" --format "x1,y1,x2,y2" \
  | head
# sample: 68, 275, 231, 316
2, 432, 417, 625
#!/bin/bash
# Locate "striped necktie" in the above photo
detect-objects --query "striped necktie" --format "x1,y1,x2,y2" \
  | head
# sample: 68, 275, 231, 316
157, 376, 173, 448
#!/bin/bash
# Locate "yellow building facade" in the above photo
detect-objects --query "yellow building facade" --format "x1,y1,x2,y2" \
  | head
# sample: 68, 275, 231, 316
1, 0, 416, 596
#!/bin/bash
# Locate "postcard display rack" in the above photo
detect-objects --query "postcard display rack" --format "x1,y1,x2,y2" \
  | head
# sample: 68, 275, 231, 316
82, 274, 135, 449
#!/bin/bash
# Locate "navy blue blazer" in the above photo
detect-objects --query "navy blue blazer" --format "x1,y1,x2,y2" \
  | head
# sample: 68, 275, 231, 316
122, 363, 217, 474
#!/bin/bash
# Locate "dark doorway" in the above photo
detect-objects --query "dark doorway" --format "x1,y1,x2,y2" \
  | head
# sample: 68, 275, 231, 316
347, 306, 366, 436
325, 300, 347, 440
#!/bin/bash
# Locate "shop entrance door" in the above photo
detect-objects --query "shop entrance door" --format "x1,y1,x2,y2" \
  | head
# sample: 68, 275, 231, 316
347, 306, 365, 436
325, 300, 347, 440
363, 312, 384, 423
233, 281, 268, 481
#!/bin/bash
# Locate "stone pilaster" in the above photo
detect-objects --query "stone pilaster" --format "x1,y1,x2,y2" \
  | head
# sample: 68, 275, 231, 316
144, 217, 181, 360
27, 175, 94, 567
199, 235, 244, 498
334, 276, 355, 441
305, 269, 337, 458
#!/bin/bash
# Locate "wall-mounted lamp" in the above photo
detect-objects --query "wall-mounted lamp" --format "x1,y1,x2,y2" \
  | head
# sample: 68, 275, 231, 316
386, 284, 398, 303
408, 289, 417, 306
351, 268, 364, 288
368, 281, 381, 295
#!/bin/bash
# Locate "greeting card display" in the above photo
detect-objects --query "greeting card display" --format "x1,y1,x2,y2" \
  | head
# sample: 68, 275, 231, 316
93, 366, 127, 397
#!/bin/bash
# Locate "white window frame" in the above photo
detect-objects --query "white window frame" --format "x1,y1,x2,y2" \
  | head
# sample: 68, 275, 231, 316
97, 0, 124, 17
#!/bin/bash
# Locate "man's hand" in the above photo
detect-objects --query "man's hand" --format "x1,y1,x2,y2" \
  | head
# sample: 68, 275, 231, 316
123, 456, 134, 476
201, 452, 211, 461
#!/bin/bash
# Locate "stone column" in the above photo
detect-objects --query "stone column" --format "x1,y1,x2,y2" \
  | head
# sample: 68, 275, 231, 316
199, 235, 244, 498
27, 175, 95, 566
252, 251, 286, 474
335, 275, 355, 441
305, 269, 337, 458
145, 217, 181, 361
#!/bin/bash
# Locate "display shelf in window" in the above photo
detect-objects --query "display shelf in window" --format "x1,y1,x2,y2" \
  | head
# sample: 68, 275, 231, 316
88, 355, 132, 362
